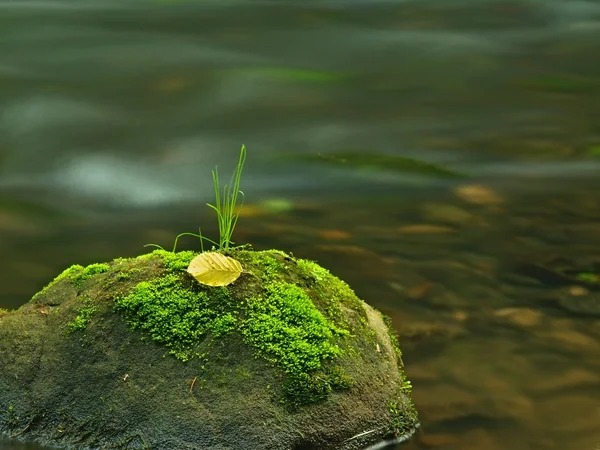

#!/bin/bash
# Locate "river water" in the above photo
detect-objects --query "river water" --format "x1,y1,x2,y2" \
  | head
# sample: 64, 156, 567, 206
1, 0, 600, 449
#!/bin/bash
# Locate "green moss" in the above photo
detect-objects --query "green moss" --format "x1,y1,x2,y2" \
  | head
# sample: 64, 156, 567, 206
296, 259, 329, 282
227, 249, 285, 282
297, 258, 366, 324
381, 313, 418, 435
388, 398, 418, 438
112, 249, 357, 407
32, 262, 110, 300
71, 263, 110, 288
113, 257, 133, 264
279, 365, 355, 409
58, 265, 86, 279
281, 372, 332, 407
241, 281, 351, 407
325, 365, 354, 391
31, 248, 408, 414
150, 249, 196, 272
114, 268, 143, 281
113, 273, 237, 362
242, 281, 347, 374
381, 314, 404, 369
32, 265, 85, 300
26, 248, 408, 411
66, 305, 99, 333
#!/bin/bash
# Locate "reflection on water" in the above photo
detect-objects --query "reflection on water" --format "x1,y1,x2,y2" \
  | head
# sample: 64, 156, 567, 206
1, 0, 600, 210
1, 0, 600, 449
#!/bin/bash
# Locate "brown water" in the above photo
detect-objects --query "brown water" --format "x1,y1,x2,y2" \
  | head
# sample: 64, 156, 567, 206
1, 0, 600, 449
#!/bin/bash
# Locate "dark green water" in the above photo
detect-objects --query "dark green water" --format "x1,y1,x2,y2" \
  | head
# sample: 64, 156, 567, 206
1, 0, 600, 449
0, 440, 55, 449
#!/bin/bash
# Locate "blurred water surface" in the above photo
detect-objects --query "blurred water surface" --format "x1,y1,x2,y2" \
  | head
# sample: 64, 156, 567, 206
1, 0, 600, 449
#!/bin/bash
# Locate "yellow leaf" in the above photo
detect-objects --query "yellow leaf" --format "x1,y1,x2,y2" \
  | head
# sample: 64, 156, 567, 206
186, 252, 243, 287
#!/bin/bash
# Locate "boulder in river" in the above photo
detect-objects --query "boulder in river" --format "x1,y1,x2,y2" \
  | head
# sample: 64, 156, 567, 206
0, 249, 418, 449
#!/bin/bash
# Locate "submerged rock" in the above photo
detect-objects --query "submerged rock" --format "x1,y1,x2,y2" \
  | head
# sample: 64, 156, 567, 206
0, 249, 418, 449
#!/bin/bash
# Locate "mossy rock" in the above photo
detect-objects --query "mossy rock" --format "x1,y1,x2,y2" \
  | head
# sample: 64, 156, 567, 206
0, 249, 418, 449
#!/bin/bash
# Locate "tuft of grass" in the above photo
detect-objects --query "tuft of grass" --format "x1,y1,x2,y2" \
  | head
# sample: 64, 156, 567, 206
207, 144, 246, 250
145, 145, 247, 253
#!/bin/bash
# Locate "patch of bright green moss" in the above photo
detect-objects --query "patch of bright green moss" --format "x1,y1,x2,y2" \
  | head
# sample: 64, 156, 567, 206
150, 249, 196, 271
71, 263, 110, 288
251, 253, 285, 282
242, 281, 347, 373
32, 265, 84, 300
296, 258, 366, 323
67, 305, 99, 333
241, 281, 351, 407
113, 273, 237, 362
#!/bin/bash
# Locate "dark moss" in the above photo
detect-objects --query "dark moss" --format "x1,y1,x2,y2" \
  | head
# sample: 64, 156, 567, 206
381, 313, 418, 436
325, 365, 354, 391
381, 314, 403, 368
388, 398, 418, 438
66, 304, 99, 333
281, 372, 332, 408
